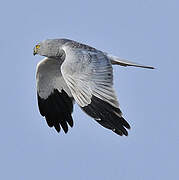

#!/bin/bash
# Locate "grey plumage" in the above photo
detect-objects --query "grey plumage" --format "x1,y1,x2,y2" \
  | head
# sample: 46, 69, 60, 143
34, 38, 154, 136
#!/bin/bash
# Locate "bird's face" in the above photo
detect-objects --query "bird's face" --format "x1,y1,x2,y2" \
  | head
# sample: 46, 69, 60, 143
33, 43, 41, 56
33, 40, 60, 58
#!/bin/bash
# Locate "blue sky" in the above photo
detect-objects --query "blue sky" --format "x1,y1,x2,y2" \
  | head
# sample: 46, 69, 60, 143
0, 0, 178, 179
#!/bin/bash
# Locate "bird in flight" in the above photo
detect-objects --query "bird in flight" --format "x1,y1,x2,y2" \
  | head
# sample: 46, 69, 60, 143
33, 39, 154, 136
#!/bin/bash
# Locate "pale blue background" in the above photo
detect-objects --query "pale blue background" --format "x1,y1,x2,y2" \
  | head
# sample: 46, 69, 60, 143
0, 0, 178, 179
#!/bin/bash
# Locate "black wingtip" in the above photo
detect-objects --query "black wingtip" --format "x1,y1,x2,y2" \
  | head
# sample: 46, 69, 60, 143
113, 129, 123, 136
82, 95, 131, 136
37, 89, 74, 134
121, 117, 131, 130
54, 124, 61, 133
66, 116, 74, 127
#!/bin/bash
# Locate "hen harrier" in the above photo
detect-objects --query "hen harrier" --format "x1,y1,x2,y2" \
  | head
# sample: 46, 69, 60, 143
33, 39, 154, 136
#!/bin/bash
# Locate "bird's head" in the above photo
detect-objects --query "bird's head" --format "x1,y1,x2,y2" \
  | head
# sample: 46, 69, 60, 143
33, 43, 41, 56
33, 39, 62, 58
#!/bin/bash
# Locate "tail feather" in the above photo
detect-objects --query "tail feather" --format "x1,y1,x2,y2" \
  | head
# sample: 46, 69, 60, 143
107, 54, 154, 69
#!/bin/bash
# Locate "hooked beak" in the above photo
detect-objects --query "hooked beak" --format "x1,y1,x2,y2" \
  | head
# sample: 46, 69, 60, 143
33, 47, 37, 56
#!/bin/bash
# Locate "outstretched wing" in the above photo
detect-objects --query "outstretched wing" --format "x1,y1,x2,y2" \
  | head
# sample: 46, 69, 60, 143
61, 43, 130, 136
36, 57, 74, 133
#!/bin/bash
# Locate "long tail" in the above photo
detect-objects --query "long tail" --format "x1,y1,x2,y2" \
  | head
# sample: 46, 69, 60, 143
107, 54, 154, 69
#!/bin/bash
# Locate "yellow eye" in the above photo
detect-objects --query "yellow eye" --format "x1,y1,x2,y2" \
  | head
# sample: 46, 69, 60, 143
36, 44, 40, 49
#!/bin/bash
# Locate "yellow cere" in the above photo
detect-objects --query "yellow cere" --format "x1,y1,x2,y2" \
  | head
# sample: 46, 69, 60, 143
36, 44, 40, 49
